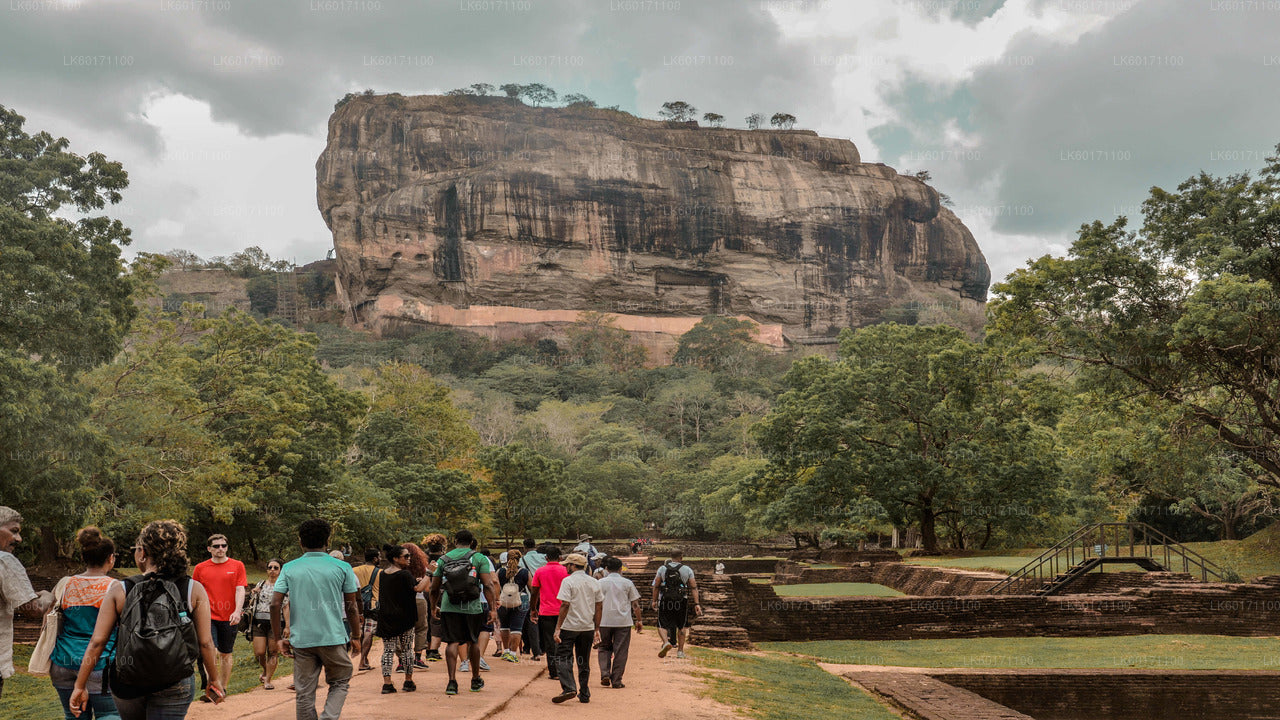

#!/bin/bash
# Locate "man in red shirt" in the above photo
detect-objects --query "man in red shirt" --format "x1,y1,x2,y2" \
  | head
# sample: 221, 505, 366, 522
528, 546, 568, 680
192, 533, 247, 697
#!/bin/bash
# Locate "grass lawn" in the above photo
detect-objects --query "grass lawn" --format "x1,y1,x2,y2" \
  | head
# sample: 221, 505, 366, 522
0, 639, 292, 720
761, 635, 1280, 670
694, 648, 901, 720
773, 583, 905, 598
903, 555, 1031, 574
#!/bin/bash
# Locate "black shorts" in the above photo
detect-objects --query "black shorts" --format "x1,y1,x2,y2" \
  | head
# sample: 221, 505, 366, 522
210, 619, 237, 653
657, 597, 692, 630
439, 612, 484, 645
250, 618, 274, 641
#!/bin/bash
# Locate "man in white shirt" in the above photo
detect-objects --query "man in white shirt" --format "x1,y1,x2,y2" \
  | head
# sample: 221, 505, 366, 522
551, 553, 602, 705
595, 556, 642, 689
0, 507, 54, 699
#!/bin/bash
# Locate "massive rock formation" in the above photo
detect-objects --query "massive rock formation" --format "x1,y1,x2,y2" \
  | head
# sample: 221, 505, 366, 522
317, 94, 989, 356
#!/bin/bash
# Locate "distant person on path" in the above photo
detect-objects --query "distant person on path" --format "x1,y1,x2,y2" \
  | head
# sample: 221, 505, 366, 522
429, 529, 498, 696
191, 533, 247, 696
376, 544, 428, 693
401, 543, 431, 672
572, 535, 599, 570
70, 520, 224, 718
0, 506, 54, 700
550, 553, 602, 704
651, 549, 701, 660
50, 527, 122, 719
272, 519, 362, 720
596, 556, 642, 689
350, 548, 381, 671
422, 534, 447, 663
714, 559, 726, 575
517, 539, 546, 659
496, 550, 530, 663
529, 546, 568, 679
248, 559, 285, 690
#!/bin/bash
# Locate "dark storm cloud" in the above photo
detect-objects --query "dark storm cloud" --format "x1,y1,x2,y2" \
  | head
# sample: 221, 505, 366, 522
0, 0, 829, 148
961, 0, 1280, 235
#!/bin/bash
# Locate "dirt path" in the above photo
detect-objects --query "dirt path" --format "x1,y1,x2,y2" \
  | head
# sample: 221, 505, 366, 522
188, 628, 734, 719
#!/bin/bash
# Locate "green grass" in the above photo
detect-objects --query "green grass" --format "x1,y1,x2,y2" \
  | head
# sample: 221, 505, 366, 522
902, 555, 1031, 574
773, 583, 905, 598
761, 635, 1280, 670
694, 648, 901, 720
0, 638, 292, 720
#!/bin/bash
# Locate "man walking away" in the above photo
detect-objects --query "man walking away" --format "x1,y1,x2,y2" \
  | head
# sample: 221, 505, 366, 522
651, 549, 701, 659
351, 548, 381, 671
192, 533, 248, 696
0, 507, 53, 699
272, 519, 362, 720
551, 554, 602, 704
528, 546, 568, 678
572, 535, 599, 571
596, 556, 642, 688
429, 529, 498, 696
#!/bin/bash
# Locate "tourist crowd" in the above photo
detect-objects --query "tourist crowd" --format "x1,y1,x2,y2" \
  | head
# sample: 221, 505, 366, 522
0, 505, 704, 720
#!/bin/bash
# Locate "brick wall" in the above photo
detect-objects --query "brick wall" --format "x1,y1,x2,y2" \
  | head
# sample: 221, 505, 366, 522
731, 576, 1280, 641
932, 670, 1280, 720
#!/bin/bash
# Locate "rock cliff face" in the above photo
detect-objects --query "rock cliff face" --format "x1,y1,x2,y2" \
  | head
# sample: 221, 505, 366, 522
317, 94, 989, 355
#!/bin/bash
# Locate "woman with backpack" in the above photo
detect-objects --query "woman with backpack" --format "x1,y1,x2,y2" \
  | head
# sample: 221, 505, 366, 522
247, 559, 284, 690
69, 519, 223, 719
495, 550, 529, 663
376, 544, 429, 694
49, 527, 122, 720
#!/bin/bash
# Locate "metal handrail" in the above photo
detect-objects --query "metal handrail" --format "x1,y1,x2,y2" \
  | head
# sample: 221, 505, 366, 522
987, 522, 1227, 594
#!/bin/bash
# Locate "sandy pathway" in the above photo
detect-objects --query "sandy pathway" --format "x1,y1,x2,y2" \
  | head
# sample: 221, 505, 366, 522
188, 629, 734, 719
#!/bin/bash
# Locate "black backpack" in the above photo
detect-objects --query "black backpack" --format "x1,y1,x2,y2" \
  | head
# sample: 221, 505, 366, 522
114, 575, 199, 688
441, 550, 481, 604
661, 561, 689, 600
360, 567, 380, 618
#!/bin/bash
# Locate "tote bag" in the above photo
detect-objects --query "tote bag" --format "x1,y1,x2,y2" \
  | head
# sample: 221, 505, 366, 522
27, 576, 70, 675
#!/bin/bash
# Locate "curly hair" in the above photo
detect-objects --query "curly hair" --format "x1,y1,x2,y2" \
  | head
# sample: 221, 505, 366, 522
505, 549, 522, 577
138, 520, 190, 577
402, 542, 429, 579
421, 533, 447, 555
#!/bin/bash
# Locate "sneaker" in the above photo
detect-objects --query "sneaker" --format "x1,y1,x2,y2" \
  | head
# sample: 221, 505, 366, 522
426, 650, 442, 662
412, 658, 429, 670
470, 677, 484, 693
601, 677, 611, 687
479, 658, 491, 672
658, 642, 672, 658
459, 659, 469, 672
552, 690, 577, 704
676, 650, 686, 659
445, 680, 458, 696
395, 663, 405, 673
403, 679, 417, 692
381, 683, 396, 694
505, 650, 520, 663
579, 694, 590, 703
612, 682, 626, 689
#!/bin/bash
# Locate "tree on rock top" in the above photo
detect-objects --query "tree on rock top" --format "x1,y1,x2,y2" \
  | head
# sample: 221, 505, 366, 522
659, 101, 697, 122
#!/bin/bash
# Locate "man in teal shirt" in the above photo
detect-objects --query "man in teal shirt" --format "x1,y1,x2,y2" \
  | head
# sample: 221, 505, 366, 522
429, 529, 499, 696
272, 519, 361, 720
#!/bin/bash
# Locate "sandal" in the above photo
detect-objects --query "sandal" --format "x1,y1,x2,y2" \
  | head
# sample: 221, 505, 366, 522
264, 682, 275, 690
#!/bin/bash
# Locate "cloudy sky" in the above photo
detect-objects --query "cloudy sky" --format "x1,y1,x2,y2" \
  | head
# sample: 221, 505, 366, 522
4, 0, 1278, 287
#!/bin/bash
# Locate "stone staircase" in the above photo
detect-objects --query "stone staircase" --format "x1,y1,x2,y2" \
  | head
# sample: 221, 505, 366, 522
620, 556, 752, 650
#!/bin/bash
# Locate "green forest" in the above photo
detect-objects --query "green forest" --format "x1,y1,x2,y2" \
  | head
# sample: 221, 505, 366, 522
4, 104, 1280, 565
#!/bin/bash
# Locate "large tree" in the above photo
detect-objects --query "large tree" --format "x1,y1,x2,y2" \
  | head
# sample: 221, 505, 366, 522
753, 323, 1061, 552
990, 145, 1280, 488
0, 106, 137, 560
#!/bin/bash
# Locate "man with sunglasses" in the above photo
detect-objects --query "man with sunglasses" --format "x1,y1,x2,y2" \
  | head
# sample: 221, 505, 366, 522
192, 533, 248, 698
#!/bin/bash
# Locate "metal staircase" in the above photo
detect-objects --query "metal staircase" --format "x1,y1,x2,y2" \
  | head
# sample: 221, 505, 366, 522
987, 522, 1225, 596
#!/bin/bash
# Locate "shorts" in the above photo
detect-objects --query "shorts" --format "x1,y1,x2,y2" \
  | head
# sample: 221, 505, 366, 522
657, 597, 693, 630
363, 616, 378, 637
251, 618, 274, 641
497, 604, 528, 633
210, 619, 237, 653
439, 611, 485, 645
